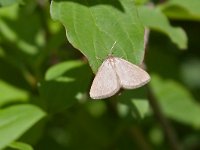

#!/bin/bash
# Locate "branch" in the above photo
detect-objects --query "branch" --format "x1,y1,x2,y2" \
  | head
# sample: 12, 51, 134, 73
148, 88, 182, 150
130, 125, 152, 150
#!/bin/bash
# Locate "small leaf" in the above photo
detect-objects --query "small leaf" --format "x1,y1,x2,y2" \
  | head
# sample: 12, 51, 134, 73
40, 60, 92, 113
0, 0, 23, 7
117, 87, 149, 120
180, 59, 200, 88
138, 6, 187, 49
45, 60, 84, 81
150, 74, 200, 128
134, 0, 149, 5
0, 3, 46, 66
132, 99, 149, 118
159, 0, 200, 20
50, 0, 145, 73
0, 80, 29, 107
0, 104, 46, 149
9, 141, 33, 150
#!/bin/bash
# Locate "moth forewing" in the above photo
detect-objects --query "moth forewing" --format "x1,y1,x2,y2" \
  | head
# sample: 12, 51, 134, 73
89, 59, 120, 99
114, 57, 151, 89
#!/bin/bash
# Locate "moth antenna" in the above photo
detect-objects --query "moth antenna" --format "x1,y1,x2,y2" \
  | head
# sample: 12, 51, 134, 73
109, 41, 117, 55
96, 56, 103, 62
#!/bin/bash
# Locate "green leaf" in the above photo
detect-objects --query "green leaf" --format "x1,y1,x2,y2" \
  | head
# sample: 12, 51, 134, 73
0, 0, 23, 7
138, 6, 187, 49
0, 80, 29, 107
0, 104, 46, 149
86, 101, 107, 117
180, 59, 200, 89
40, 60, 92, 113
0, 3, 46, 66
150, 74, 200, 128
45, 60, 84, 81
50, 0, 145, 73
159, 0, 200, 20
9, 141, 33, 150
117, 87, 149, 120
134, 0, 149, 5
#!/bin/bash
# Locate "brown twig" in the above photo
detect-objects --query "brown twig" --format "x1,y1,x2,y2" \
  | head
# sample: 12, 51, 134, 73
130, 125, 152, 150
148, 88, 182, 150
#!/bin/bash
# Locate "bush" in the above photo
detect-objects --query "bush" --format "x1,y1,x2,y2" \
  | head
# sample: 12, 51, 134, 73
0, 0, 200, 149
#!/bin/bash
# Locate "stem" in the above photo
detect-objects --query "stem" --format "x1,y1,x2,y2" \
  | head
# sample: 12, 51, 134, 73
148, 88, 181, 150
159, 0, 166, 3
130, 125, 152, 150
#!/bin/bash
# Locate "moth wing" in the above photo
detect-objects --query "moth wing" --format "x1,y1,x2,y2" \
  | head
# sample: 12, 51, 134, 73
90, 59, 120, 99
114, 57, 150, 89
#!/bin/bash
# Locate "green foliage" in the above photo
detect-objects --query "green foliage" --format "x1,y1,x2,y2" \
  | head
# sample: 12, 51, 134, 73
159, 0, 200, 20
0, 0, 23, 7
0, 0, 200, 149
138, 6, 187, 49
0, 80, 29, 106
0, 105, 45, 149
40, 60, 92, 113
151, 75, 200, 128
50, 0, 145, 72
8, 141, 33, 150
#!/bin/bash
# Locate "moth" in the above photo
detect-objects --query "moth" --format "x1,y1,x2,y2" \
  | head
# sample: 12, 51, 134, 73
89, 56, 150, 99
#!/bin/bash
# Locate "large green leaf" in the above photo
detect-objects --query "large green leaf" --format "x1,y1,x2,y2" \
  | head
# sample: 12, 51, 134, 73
159, 0, 200, 20
138, 6, 187, 49
150, 75, 200, 128
0, 104, 46, 149
50, 0, 145, 73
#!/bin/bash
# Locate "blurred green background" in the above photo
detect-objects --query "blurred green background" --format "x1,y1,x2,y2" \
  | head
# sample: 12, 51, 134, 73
0, 0, 200, 150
